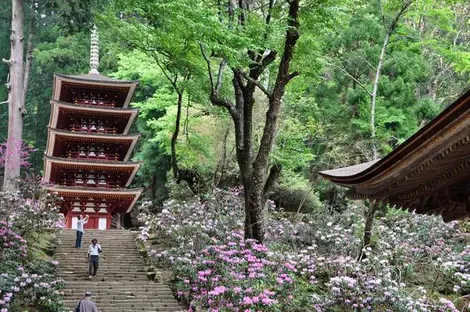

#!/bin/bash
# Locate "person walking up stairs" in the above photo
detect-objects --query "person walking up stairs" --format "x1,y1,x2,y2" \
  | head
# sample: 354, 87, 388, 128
55, 229, 183, 312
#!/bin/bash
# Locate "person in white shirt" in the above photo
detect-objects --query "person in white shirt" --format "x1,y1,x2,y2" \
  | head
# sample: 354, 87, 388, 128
75, 215, 89, 248
87, 239, 102, 279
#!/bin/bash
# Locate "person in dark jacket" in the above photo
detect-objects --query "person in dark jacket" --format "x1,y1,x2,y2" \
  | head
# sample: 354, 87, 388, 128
75, 291, 98, 312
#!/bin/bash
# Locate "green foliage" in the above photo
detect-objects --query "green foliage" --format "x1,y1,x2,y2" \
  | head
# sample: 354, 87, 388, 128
0, 0, 466, 209
272, 117, 315, 172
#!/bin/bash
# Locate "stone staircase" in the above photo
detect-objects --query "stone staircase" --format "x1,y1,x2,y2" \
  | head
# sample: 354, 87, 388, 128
55, 229, 184, 312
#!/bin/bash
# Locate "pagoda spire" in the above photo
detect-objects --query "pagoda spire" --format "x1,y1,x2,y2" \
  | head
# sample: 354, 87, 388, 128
89, 25, 99, 74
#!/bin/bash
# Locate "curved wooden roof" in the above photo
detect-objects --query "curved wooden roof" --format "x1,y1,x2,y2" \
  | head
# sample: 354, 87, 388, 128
45, 128, 141, 162
55, 73, 136, 85
43, 156, 141, 187
46, 186, 143, 213
52, 74, 138, 108
48, 100, 139, 135
320, 88, 470, 222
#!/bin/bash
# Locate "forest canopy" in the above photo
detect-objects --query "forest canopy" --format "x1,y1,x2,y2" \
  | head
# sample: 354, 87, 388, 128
1, 0, 470, 311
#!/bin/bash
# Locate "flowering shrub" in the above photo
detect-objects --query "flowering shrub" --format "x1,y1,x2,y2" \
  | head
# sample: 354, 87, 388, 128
138, 189, 244, 266
175, 230, 297, 311
138, 189, 470, 311
0, 182, 65, 312
443, 245, 470, 295
0, 265, 65, 312
0, 221, 28, 261
0, 181, 64, 240
0, 221, 65, 312
0, 140, 37, 169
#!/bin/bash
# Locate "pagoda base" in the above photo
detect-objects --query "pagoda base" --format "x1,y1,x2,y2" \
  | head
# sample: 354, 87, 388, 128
65, 210, 112, 230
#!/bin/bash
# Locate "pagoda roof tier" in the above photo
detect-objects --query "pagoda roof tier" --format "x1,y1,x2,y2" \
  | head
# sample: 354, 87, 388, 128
56, 73, 135, 84
49, 100, 138, 135
320, 88, 470, 222
52, 73, 138, 108
47, 186, 143, 213
43, 156, 141, 187
46, 128, 140, 162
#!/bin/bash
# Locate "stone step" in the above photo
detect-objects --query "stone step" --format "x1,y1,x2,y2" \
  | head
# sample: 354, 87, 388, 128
65, 304, 182, 310
56, 230, 182, 312
63, 288, 175, 295
62, 286, 171, 291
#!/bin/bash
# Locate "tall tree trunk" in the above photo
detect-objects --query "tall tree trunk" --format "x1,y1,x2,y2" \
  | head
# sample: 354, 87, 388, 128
359, 201, 378, 261
244, 1, 299, 243
370, 32, 389, 160
205, 0, 300, 242
3, 0, 25, 191
171, 91, 183, 180
370, 0, 413, 160
362, 0, 413, 258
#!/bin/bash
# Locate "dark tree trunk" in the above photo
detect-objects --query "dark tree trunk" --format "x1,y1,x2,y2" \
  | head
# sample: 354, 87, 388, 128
171, 91, 183, 179
149, 174, 156, 201
359, 201, 382, 261
159, 71, 203, 195
206, 0, 300, 242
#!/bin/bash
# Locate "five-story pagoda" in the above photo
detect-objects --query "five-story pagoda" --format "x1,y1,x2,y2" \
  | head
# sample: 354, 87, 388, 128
43, 27, 142, 230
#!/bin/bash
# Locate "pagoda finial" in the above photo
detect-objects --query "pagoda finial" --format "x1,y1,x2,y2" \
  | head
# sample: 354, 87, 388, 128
89, 25, 99, 74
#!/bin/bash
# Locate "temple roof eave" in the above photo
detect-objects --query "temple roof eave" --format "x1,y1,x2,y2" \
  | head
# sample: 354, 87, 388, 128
50, 99, 139, 113
52, 74, 138, 109
319, 88, 470, 185
44, 155, 142, 167
46, 185, 143, 194
43, 156, 141, 187
46, 127, 141, 140
319, 88, 470, 222
47, 186, 143, 213
48, 101, 139, 135
45, 128, 140, 163
319, 160, 379, 182
54, 73, 137, 85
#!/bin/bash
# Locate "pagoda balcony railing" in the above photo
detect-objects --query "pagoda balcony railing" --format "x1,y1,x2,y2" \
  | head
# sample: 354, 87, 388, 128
66, 151, 120, 161
60, 180, 123, 189
73, 98, 116, 108
70, 125, 118, 135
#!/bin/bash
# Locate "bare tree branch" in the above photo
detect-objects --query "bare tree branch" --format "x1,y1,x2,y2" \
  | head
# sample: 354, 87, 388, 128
240, 70, 273, 99
287, 71, 299, 82
215, 59, 227, 93
249, 50, 277, 80
357, 55, 377, 71
265, 0, 275, 26
199, 42, 215, 92
329, 62, 372, 96
200, 42, 238, 117
152, 52, 181, 92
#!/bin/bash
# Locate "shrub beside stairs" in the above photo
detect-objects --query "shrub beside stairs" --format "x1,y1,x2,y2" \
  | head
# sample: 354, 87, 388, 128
55, 229, 184, 312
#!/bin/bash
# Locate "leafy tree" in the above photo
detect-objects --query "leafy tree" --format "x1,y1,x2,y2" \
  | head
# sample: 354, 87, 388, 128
104, 0, 342, 242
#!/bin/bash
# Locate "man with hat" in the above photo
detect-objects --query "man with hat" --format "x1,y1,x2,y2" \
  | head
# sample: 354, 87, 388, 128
75, 291, 99, 312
